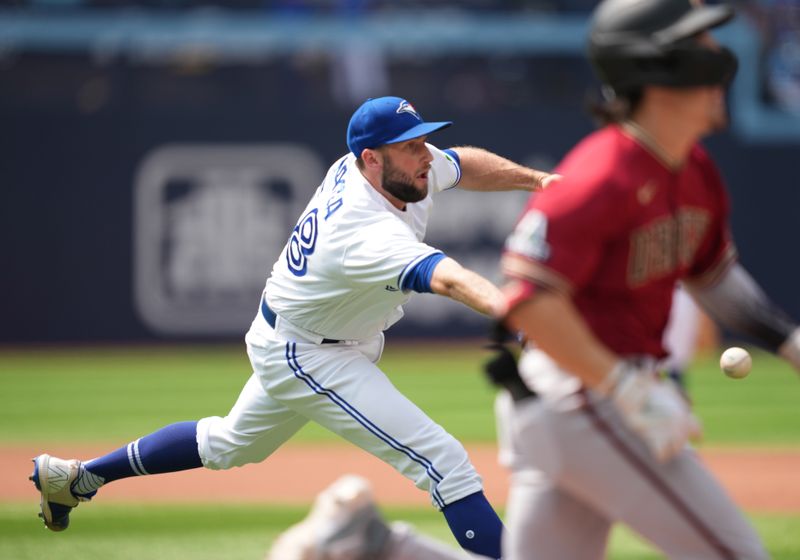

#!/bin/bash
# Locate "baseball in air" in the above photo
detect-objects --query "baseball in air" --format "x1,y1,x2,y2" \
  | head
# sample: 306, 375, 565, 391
719, 347, 752, 379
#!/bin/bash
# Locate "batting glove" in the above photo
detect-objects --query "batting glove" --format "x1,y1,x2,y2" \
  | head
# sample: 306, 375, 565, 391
601, 361, 701, 463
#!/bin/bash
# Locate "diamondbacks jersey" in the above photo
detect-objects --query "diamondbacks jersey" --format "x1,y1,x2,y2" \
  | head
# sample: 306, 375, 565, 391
265, 144, 461, 341
502, 123, 736, 358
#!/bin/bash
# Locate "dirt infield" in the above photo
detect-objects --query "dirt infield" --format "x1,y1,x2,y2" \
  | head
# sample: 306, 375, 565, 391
3, 444, 798, 513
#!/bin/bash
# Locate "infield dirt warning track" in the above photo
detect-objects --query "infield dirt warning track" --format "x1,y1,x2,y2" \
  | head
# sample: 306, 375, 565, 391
2, 444, 799, 512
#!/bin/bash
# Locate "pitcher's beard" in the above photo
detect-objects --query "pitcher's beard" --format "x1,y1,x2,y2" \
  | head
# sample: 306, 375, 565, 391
382, 158, 427, 203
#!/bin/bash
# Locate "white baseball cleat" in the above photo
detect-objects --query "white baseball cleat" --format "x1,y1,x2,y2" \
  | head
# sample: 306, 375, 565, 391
29, 454, 88, 531
266, 475, 392, 560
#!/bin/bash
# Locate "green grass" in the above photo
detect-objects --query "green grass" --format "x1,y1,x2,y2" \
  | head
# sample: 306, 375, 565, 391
1, 503, 798, 560
0, 343, 798, 445
1, 344, 798, 559
684, 351, 800, 446
0, 345, 256, 442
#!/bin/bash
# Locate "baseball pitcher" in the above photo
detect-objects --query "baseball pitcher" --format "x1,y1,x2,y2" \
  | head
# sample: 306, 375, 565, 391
31, 96, 558, 560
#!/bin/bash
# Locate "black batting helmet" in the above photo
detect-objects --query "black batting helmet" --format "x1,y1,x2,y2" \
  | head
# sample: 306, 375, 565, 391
588, 0, 739, 95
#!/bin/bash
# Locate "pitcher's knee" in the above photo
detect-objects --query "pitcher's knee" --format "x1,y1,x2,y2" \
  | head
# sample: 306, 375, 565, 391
196, 415, 258, 470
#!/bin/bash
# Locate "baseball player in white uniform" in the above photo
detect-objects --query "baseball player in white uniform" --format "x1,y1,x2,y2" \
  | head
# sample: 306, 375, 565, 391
31, 96, 557, 559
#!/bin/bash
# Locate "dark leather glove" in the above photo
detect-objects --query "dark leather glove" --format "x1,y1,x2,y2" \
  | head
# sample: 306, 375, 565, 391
483, 322, 537, 402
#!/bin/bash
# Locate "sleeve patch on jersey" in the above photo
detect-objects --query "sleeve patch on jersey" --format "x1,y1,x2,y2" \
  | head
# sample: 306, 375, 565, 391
400, 252, 446, 293
505, 210, 551, 261
443, 148, 461, 166
442, 149, 462, 188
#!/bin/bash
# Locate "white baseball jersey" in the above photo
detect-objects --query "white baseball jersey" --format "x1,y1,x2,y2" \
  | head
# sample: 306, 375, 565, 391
198, 143, 484, 511
265, 143, 461, 341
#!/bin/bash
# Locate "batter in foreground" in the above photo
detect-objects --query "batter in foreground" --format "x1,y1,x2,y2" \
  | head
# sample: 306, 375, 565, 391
495, 0, 800, 558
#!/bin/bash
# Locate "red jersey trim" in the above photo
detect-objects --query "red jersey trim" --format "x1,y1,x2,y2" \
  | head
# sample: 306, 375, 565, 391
501, 253, 574, 295
501, 279, 537, 315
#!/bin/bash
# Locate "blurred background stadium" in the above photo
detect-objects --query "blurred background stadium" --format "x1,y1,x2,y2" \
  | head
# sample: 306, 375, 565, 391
1, 0, 799, 343
1, 2, 800, 558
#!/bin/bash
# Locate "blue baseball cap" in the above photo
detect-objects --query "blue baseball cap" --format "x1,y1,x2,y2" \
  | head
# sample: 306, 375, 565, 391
347, 96, 452, 156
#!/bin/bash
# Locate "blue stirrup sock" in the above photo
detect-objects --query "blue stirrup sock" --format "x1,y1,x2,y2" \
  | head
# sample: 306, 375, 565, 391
76, 421, 202, 496
441, 491, 504, 559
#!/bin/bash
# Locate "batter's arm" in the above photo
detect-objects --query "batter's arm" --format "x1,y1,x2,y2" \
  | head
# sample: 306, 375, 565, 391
505, 288, 618, 388
686, 262, 800, 372
505, 288, 701, 462
450, 146, 561, 192
429, 257, 507, 317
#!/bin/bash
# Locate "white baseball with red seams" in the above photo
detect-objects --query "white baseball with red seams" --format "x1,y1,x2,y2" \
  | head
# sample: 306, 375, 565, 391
720, 347, 752, 379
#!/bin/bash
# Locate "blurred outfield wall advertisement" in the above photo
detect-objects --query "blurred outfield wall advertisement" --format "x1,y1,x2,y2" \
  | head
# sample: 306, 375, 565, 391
1, 9, 798, 342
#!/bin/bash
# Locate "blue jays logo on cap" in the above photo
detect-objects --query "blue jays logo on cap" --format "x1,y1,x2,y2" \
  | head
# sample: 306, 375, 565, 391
396, 100, 421, 120
347, 96, 452, 156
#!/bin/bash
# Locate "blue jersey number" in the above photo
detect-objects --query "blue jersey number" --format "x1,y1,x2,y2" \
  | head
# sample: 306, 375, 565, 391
286, 208, 319, 277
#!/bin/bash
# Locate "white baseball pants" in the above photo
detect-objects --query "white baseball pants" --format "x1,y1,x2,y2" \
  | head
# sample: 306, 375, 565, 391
196, 310, 483, 509
495, 357, 768, 559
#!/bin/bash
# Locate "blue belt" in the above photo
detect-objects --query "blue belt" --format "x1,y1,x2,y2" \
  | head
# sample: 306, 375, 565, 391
260, 298, 340, 344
